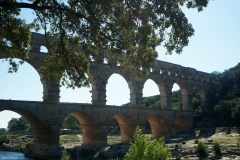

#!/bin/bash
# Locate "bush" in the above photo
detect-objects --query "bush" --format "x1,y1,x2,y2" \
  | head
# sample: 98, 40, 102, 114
237, 136, 240, 151
61, 150, 70, 160
194, 139, 198, 144
213, 142, 221, 154
196, 141, 208, 157
0, 134, 11, 144
123, 126, 171, 160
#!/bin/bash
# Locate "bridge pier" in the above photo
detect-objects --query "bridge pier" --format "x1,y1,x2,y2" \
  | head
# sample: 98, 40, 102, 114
91, 76, 107, 105
42, 80, 60, 103
181, 87, 193, 111
81, 125, 107, 145
129, 82, 143, 107
160, 85, 172, 109
148, 114, 175, 137
24, 125, 62, 159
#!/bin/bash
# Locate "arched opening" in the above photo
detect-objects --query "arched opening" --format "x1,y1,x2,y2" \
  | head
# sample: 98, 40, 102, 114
106, 74, 130, 106
107, 118, 121, 145
142, 79, 161, 109
0, 111, 21, 130
60, 87, 92, 103
174, 115, 191, 131
0, 58, 42, 101
40, 46, 48, 53
60, 114, 82, 148
113, 113, 137, 143
0, 109, 49, 155
64, 112, 107, 146
172, 83, 182, 110
148, 114, 173, 137
60, 74, 92, 103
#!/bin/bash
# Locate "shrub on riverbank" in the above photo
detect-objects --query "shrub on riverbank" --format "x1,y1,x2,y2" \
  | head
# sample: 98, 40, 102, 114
123, 126, 171, 160
0, 134, 11, 144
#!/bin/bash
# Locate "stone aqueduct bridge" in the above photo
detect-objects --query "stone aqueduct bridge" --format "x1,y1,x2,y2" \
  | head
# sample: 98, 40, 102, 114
0, 33, 216, 158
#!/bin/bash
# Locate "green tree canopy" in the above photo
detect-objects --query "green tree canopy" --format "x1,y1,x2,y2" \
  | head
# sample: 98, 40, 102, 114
62, 115, 80, 129
1, 0, 211, 88
0, 128, 7, 135
7, 116, 29, 133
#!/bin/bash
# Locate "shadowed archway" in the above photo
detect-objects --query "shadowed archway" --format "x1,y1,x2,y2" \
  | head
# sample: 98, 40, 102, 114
148, 114, 173, 137
114, 113, 137, 143
71, 112, 107, 145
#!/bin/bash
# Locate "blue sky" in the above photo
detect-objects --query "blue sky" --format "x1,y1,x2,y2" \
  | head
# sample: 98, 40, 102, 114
1, 0, 240, 128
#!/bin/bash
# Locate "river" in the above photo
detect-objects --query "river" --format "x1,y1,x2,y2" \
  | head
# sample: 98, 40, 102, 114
0, 151, 35, 160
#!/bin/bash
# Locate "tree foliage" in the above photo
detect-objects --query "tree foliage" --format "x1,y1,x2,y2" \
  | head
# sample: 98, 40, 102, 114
0, 134, 11, 144
1, 0, 211, 88
123, 126, 171, 160
7, 116, 30, 133
62, 115, 80, 130
0, 128, 7, 135
203, 63, 240, 126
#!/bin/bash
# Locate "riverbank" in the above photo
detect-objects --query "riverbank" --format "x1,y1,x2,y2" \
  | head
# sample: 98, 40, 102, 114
1, 128, 240, 159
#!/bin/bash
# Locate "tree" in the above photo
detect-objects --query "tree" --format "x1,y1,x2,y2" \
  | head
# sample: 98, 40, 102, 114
1, 0, 211, 88
0, 128, 7, 135
7, 116, 29, 134
62, 115, 80, 130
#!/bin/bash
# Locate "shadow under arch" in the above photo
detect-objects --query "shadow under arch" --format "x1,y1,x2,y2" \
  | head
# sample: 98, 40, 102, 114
70, 112, 107, 145
148, 114, 174, 138
174, 115, 191, 131
114, 113, 137, 143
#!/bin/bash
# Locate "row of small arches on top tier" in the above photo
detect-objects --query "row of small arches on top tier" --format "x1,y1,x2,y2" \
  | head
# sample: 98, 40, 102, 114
0, 58, 201, 111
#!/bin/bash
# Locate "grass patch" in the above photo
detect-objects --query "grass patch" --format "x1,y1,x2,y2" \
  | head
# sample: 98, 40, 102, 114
60, 134, 80, 141
10, 135, 30, 140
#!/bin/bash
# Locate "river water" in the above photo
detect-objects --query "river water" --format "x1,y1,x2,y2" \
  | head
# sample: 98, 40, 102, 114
0, 151, 35, 160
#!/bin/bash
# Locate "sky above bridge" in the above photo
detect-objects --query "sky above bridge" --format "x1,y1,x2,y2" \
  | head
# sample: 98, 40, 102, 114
1, 0, 240, 128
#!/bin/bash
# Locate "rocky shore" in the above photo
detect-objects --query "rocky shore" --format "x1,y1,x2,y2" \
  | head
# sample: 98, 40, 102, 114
1, 128, 240, 159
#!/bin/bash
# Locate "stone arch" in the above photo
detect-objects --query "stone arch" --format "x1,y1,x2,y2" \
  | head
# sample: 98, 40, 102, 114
106, 72, 131, 105
174, 115, 191, 131
114, 113, 137, 143
173, 81, 191, 110
148, 114, 173, 137
142, 78, 162, 109
0, 108, 55, 151
0, 58, 45, 101
171, 83, 182, 110
69, 111, 107, 145
194, 83, 206, 106
0, 57, 41, 76
0, 109, 44, 130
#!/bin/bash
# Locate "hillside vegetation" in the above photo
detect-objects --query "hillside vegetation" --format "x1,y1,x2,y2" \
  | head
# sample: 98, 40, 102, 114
121, 86, 201, 111
203, 63, 240, 127
122, 63, 240, 127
